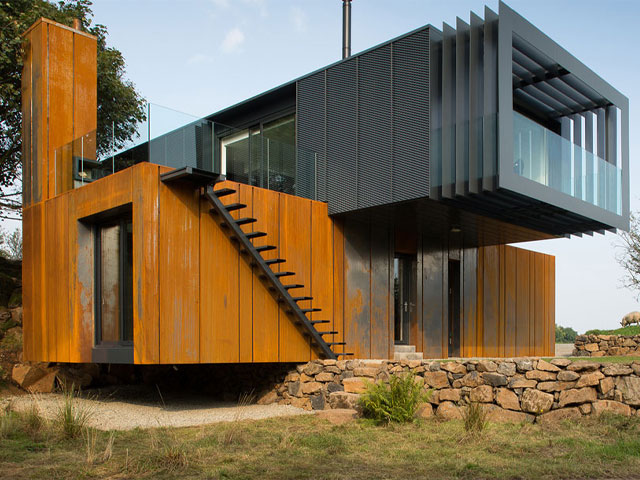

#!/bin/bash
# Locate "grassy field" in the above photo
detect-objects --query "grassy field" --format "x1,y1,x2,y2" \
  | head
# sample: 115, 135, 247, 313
544, 356, 640, 364
584, 325, 640, 336
1, 400, 640, 479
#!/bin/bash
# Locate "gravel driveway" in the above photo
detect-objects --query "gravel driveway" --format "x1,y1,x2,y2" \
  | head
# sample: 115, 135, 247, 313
555, 343, 575, 357
2, 385, 310, 431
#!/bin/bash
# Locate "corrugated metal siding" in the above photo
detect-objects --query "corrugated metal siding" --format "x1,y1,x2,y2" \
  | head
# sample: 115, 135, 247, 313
358, 44, 392, 209
392, 29, 430, 203
297, 72, 326, 201
326, 60, 358, 213
297, 27, 431, 214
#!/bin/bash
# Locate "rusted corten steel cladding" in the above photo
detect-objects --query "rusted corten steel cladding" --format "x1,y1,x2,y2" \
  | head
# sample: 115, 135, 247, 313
22, 164, 555, 364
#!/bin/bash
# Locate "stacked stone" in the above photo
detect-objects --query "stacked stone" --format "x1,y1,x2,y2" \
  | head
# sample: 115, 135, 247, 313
573, 334, 640, 357
274, 358, 640, 423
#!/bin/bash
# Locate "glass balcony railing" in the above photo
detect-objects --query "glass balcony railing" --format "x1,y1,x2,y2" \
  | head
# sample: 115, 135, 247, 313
53, 103, 318, 200
513, 112, 621, 215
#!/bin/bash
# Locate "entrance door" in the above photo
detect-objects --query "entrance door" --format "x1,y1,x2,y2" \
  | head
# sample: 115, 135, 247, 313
448, 259, 461, 357
394, 255, 416, 345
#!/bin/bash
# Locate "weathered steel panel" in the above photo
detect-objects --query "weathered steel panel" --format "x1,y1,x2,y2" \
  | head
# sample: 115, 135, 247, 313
252, 186, 280, 362
422, 241, 444, 358
237, 184, 254, 362
278, 193, 312, 362
132, 163, 160, 364
311, 201, 334, 359
504, 246, 517, 357
199, 184, 240, 363
344, 220, 371, 359
370, 225, 390, 359
482, 246, 499, 357
462, 247, 477, 357
158, 182, 200, 363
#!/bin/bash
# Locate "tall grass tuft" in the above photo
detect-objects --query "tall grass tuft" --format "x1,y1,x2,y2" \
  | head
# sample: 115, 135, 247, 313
462, 402, 488, 435
103, 432, 115, 462
83, 427, 98, 464
56, 384, 93, 439
0, 409, 18, 439
222, 391, 254, 446
137, 429, 191, 474
359, 372, 431, 424
23, 400, 45, 439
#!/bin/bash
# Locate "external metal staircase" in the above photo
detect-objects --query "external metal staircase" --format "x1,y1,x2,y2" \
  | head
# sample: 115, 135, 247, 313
161, 167, 351, 360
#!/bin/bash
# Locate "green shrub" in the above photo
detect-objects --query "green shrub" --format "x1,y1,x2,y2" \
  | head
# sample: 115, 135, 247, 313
359, 372, 430, 424
462, 402, 488, 435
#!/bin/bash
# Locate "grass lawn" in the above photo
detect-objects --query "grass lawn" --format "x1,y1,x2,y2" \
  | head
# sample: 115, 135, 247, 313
543, 356, 640, 364
584, 325, 640, 336
1, 404, 640, 479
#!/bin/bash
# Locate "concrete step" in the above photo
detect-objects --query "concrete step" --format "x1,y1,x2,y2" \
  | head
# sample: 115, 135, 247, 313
394, 345, 416, 353
393, 351, 424, 361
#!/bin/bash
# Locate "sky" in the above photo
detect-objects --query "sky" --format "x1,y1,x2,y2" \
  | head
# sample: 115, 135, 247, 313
82, 0, 639, 333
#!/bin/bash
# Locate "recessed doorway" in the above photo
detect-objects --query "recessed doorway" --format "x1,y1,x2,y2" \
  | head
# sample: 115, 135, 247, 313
448, 259, 461, 357
394, 254, 417, 345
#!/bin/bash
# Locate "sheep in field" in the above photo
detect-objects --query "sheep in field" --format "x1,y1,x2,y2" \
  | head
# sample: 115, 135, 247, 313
621, 311, 640, 327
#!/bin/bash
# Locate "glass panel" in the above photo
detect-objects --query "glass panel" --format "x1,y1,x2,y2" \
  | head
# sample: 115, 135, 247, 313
263, 115, 296, 195
393, 258, 401, 343
122, 220, 133, 342
100, 224, 120, 343
62, 103, 319, 200
249, 127, 263, 187
222, 130, 250, 184
513, 112, 622, 215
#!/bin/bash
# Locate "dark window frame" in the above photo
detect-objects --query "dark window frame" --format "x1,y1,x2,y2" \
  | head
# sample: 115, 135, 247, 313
221, 111, 296, 193
93, 213, 133, 347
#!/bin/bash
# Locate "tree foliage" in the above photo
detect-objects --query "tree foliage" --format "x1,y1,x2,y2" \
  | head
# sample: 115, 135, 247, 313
618, 212, 640, 300
555, 325, 577, 344
0, 0, 146, 220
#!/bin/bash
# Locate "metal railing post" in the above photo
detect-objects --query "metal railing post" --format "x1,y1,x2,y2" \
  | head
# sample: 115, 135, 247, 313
81, 136, 84, 185
112, 121, 115, 174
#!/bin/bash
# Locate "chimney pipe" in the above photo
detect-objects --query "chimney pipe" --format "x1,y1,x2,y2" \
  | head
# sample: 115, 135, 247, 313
342, 0, 351, 59
72, 18, 82, 30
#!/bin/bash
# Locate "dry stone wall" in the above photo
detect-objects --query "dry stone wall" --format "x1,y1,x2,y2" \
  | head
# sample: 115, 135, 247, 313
573, 334, 640, 357
273, 358, 640, 422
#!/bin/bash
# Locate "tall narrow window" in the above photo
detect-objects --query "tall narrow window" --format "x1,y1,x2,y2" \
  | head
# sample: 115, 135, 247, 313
95, 216, 133, 345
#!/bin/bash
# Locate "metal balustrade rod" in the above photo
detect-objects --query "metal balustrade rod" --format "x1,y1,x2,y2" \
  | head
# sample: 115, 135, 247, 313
112, 121, 115, 174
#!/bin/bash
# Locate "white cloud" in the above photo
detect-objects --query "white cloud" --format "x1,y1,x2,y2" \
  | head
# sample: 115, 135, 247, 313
290, 6, 307, 33
187, 53, 214, 65
221, 28, 245, 54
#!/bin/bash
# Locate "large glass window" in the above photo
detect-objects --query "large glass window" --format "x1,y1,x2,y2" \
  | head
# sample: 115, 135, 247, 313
220, 114, 297, 195
95, 216, 133, 345
263, 115, 295, 194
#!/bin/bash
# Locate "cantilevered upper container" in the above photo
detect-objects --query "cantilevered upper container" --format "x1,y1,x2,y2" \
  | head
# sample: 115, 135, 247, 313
208, 1, 628, 240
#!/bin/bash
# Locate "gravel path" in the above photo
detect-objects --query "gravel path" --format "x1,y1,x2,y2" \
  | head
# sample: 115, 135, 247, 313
2, 385, 310, 431
555, 343, 575, 357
